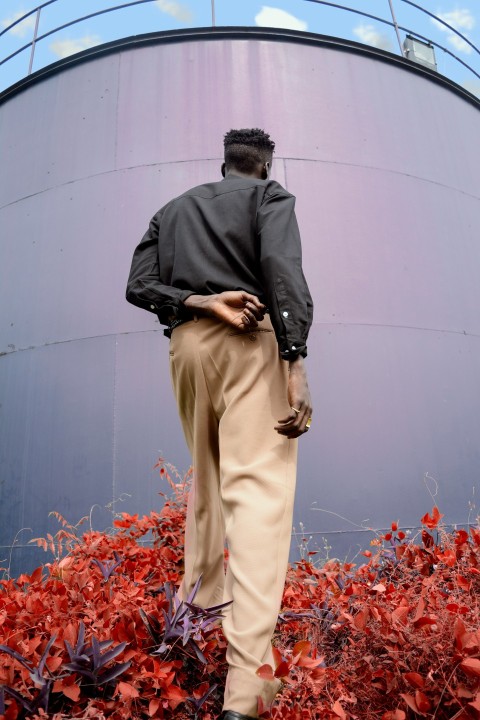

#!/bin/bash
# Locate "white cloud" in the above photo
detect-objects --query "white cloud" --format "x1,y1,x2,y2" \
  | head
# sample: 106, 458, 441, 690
433, 9, 475, 32
1, 10, 36, 38
49, 35, 102, 59
155, 0, 193, 23
255, 6, 307, 32
353, 23, 393, 52
431, 8, 475, 55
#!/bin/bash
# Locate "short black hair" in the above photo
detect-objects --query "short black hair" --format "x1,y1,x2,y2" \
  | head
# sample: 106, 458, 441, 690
224, 128, 275, 173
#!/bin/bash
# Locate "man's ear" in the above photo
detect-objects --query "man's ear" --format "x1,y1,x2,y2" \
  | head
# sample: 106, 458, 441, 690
262, 162, 270, 180
221, 163, 226, 177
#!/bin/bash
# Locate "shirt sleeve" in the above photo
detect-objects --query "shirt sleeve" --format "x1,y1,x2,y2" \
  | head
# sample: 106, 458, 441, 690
257, 189, 313, 359
125, 210, 193, 325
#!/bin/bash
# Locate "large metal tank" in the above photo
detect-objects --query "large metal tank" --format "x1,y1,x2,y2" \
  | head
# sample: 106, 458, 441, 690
1, 28, 479, 574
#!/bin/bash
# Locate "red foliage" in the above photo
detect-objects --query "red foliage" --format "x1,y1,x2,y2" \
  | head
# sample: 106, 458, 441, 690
0, 467, 479, 720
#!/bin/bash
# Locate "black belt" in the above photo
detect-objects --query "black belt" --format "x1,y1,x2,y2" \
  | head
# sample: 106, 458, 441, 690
163, 315, 192, 338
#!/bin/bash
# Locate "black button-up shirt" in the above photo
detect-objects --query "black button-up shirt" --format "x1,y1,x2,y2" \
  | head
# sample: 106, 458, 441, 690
126, 176, 313, 359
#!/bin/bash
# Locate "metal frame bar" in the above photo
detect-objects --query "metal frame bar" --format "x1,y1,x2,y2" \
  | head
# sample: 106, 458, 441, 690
1, 0, 479, 84
401, 0, 480, 58
28, 9, 41, 75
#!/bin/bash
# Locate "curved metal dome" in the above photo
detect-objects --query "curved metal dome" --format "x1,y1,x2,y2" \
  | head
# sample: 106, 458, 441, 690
1, 27, 479, 573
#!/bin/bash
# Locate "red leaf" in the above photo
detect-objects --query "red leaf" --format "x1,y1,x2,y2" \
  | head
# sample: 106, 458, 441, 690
292, 640, 311, 657
415, 691, 431, 713
412, 597, 425, 622
382, 711, 406, 720
421, 530, 434, 548
256, 664, 275, 681
274, 660, 291, 678
272, 645, 283, 669
117, 681, 139, 699
332, 700, 347, 719
460, 658, 480, 678
456, 574, 471, 591
353, 608, 369, 630
164, 684, 188, 710
421, 506, 443, 530
149, 697, 161, 716
296, 654, 324, 669
62, 683, 81, 702
401, 693, 423, 715
471, 527, 480, 546
392, 607, 409, 625
414, 616, 437, 629
454, 618, 468, 649
45, 655, 63, 672
437, 549, 456, 567
29, 566, 43, 584
404, 672, 425, 689
455, 529, 469, 545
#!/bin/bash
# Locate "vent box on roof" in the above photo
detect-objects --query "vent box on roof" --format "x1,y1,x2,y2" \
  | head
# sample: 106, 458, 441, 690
403, 34, 437, 71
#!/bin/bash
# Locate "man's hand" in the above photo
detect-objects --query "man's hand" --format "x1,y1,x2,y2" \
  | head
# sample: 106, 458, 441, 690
184, 291, 265, 330
275, 356, 312, 439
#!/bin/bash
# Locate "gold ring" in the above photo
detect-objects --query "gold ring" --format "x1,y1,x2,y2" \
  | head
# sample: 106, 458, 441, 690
291, 407, 300, 414
305, 417, 312, 429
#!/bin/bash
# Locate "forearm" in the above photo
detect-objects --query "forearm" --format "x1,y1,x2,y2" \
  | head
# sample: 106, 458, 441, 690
288, 355, 306, 375
185, 291, 265, 328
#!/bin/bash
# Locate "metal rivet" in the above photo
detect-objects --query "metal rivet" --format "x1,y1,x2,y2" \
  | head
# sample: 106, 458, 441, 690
282, 311, 289, 318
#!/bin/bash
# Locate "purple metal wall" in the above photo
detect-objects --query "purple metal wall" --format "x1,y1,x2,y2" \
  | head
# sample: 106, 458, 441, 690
1, 30, 480, 573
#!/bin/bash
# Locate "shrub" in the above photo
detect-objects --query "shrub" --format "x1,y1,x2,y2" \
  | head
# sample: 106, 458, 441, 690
0, 462, 478, 719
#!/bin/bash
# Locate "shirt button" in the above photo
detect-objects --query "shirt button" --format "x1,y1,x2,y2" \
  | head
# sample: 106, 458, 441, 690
282, 311, 289, 318
291, 345, 296, 350
150, 304, 155, 310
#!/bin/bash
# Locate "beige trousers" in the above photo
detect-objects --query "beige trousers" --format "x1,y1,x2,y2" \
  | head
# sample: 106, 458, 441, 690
169, 315, 297, 717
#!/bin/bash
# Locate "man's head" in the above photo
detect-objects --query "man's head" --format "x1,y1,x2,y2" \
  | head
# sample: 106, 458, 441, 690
222, 128, 275, 180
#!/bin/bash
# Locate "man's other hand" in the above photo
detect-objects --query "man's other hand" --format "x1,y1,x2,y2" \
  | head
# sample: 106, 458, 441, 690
184, 291, 265, 329
275, 356, 312, 439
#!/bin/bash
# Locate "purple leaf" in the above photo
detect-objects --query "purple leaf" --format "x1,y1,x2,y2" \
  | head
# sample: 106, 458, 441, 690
63, 663, 98, 682
91, 635, 101, 669
3, 686, 36, 713
97, 660, 131, 685
189, 683, 217, 711
0, 644, 33, 671
97, 641, 128, 669
37, 634, 57, 677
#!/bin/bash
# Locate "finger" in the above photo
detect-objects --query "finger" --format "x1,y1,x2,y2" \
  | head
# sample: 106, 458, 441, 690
276, 425, 302, 438
242, 308, 259, 326
281, 414, 310, 438
275, 411, 299, 426
244, 301, 264, 320
275, 418, 302, 435
242, 293, 266, 312
297, 409, 313, 435
276, 406, 312, 437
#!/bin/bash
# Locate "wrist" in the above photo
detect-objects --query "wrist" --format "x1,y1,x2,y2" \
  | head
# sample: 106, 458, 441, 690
184, 294, 216, 316
288, 355, 305, 373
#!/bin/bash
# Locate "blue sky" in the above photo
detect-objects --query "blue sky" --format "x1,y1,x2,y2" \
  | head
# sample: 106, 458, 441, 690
1, 0, 479, 95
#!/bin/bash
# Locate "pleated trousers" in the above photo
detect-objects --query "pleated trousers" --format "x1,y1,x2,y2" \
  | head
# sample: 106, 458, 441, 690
169, 315, 297, 717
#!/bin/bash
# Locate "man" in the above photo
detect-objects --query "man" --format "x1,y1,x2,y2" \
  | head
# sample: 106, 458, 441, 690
126, 128, 313, 720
